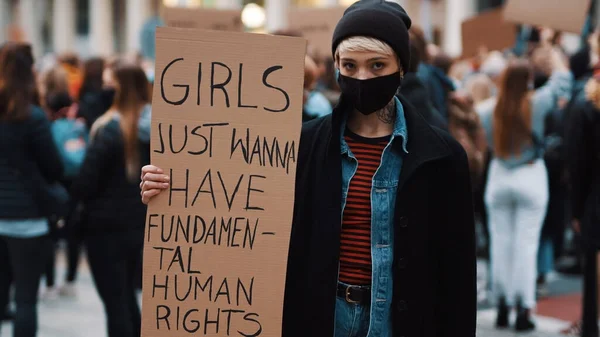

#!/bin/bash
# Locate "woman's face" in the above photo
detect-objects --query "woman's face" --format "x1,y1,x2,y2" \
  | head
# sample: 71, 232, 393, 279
337, 50, 399, 80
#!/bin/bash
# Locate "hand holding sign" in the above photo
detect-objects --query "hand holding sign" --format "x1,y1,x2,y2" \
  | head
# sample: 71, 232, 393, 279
141, 27, 306, 337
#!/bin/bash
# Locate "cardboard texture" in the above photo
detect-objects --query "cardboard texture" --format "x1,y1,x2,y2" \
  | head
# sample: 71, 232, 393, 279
503, 0, 591, 34
461, 8, 517, 58
162, 6, 243, 32
288, 6, 347, 58
142, 27, 306, 337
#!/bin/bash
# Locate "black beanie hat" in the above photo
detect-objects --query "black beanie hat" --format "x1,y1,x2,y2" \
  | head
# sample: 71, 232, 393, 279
332, 0, 412, 72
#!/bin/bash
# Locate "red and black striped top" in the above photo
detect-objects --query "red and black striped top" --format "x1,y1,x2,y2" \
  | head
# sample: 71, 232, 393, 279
339, 130, 390, 286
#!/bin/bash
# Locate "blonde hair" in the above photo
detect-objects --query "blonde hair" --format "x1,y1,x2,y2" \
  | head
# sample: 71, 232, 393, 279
465, 73, 495, 105
335, 37, 395, 60
90, 110, 117, 140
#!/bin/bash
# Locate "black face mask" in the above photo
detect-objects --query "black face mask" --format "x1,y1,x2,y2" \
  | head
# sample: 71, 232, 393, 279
337, 72, 401, 115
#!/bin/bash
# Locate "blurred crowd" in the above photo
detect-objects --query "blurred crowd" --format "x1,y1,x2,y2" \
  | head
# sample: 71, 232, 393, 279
2, 11, 600, 337
0, 45, 152, 337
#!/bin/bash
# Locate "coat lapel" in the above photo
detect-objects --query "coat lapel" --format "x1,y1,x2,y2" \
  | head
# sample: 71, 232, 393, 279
395, 95, 453, 192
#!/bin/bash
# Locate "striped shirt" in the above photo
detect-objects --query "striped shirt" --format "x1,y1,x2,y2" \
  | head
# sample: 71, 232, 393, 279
339, 130, 390, 285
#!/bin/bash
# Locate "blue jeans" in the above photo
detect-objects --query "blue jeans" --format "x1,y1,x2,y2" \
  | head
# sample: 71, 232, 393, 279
537, 235, 554, 275
335, 294, 370, 337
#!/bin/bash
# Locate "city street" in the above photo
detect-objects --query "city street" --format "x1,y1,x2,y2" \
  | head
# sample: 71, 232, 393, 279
0, 251, 582, 337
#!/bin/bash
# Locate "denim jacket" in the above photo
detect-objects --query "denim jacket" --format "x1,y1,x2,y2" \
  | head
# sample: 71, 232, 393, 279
339, 97, 408, 336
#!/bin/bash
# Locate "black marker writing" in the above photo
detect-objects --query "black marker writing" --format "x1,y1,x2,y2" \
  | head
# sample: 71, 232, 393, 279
147, 214, 260, 250
161, 58, 189, 105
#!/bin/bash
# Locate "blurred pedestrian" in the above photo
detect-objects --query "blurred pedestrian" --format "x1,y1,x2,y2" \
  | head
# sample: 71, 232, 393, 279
479, 48, 572, 331
78, 57, 114, 130
70, 62, 151, 337
0, 42, 65, 337
411, 25, 456, 120
302, 55, 333, 121
58, 53, 83, 101
566, 66, 600, 337
399, 32, 446, 130
39, 64, 69, 112
46, 91, 88, 298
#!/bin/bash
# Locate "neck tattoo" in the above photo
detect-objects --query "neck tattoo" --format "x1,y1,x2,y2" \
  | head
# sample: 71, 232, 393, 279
377, 100, 396, 124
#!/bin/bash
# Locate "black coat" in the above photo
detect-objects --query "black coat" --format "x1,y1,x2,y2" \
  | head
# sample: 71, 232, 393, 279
568, 98, 600, 249
77, 89, 115, 130
71, 119, 150, 233
400, 73, 448, 130
0, 106, 64, 219
283, 95, 477, 337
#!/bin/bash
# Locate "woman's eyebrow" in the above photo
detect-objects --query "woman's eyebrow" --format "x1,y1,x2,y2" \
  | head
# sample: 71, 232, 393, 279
368, 57, 388, 62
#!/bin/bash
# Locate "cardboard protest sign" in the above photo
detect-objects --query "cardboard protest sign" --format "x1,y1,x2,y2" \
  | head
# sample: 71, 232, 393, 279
162, 6, 243, 32
141, 27, 305, 337
504, 0, 591, 34
288, 7, 347, 58
461, 8, 517, 58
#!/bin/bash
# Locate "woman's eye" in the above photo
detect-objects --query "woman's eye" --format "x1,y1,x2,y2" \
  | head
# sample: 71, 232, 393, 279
372, 62, 385, 70
342, 63, 355, 70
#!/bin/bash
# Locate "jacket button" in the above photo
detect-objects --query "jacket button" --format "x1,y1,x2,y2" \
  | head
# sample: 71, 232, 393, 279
399, 216, 408, 228
397, 300, 408, 311
397, 257, 407, 269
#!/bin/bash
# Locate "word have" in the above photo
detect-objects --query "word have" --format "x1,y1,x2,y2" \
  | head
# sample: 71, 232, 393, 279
156, 305, 261, 337
167, 168, 265, 211
160, 58, 290, 112
147, 214, 259, 250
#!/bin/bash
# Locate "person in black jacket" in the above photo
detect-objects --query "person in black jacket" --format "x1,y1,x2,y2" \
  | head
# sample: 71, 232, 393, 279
140, 1, 476, 336
567, 70, 600, 337
77, 57, 114, 130
71, 62, 151, 337
399, 32, 447, 130
0, 42, 64, 337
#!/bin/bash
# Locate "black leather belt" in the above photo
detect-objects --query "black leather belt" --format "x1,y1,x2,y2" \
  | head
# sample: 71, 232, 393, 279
337, 283, 371, 305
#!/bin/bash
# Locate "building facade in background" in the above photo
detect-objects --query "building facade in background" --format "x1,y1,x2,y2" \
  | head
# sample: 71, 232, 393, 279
0, 0, 542, 61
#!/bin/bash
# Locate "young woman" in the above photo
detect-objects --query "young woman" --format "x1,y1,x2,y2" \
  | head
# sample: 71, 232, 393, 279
0, 42, 64, 337
478, 50, 572, 331
141, 1, 476, 336
71, 62, 151, 337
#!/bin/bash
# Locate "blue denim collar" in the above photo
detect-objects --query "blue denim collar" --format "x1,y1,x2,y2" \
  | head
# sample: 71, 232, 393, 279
340, 96, 409, 155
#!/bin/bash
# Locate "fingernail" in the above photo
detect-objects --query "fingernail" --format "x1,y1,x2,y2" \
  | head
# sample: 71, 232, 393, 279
162, 183, 169, 188
165, 176, 170, 181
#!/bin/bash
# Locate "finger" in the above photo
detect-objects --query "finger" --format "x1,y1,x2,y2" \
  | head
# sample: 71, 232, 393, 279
142, 181, 169, 191
142, 173, 170, 183
142, 189, 161, 204
142, 165, 164, 176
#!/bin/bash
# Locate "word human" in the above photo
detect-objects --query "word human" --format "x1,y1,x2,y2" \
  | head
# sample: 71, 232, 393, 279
166, 168, 266, 211
152, 275, 262, 336
147, 214, 260, 250
152, 274, 253, 305
160, 58, 290, 112
153, 123, 297, 174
